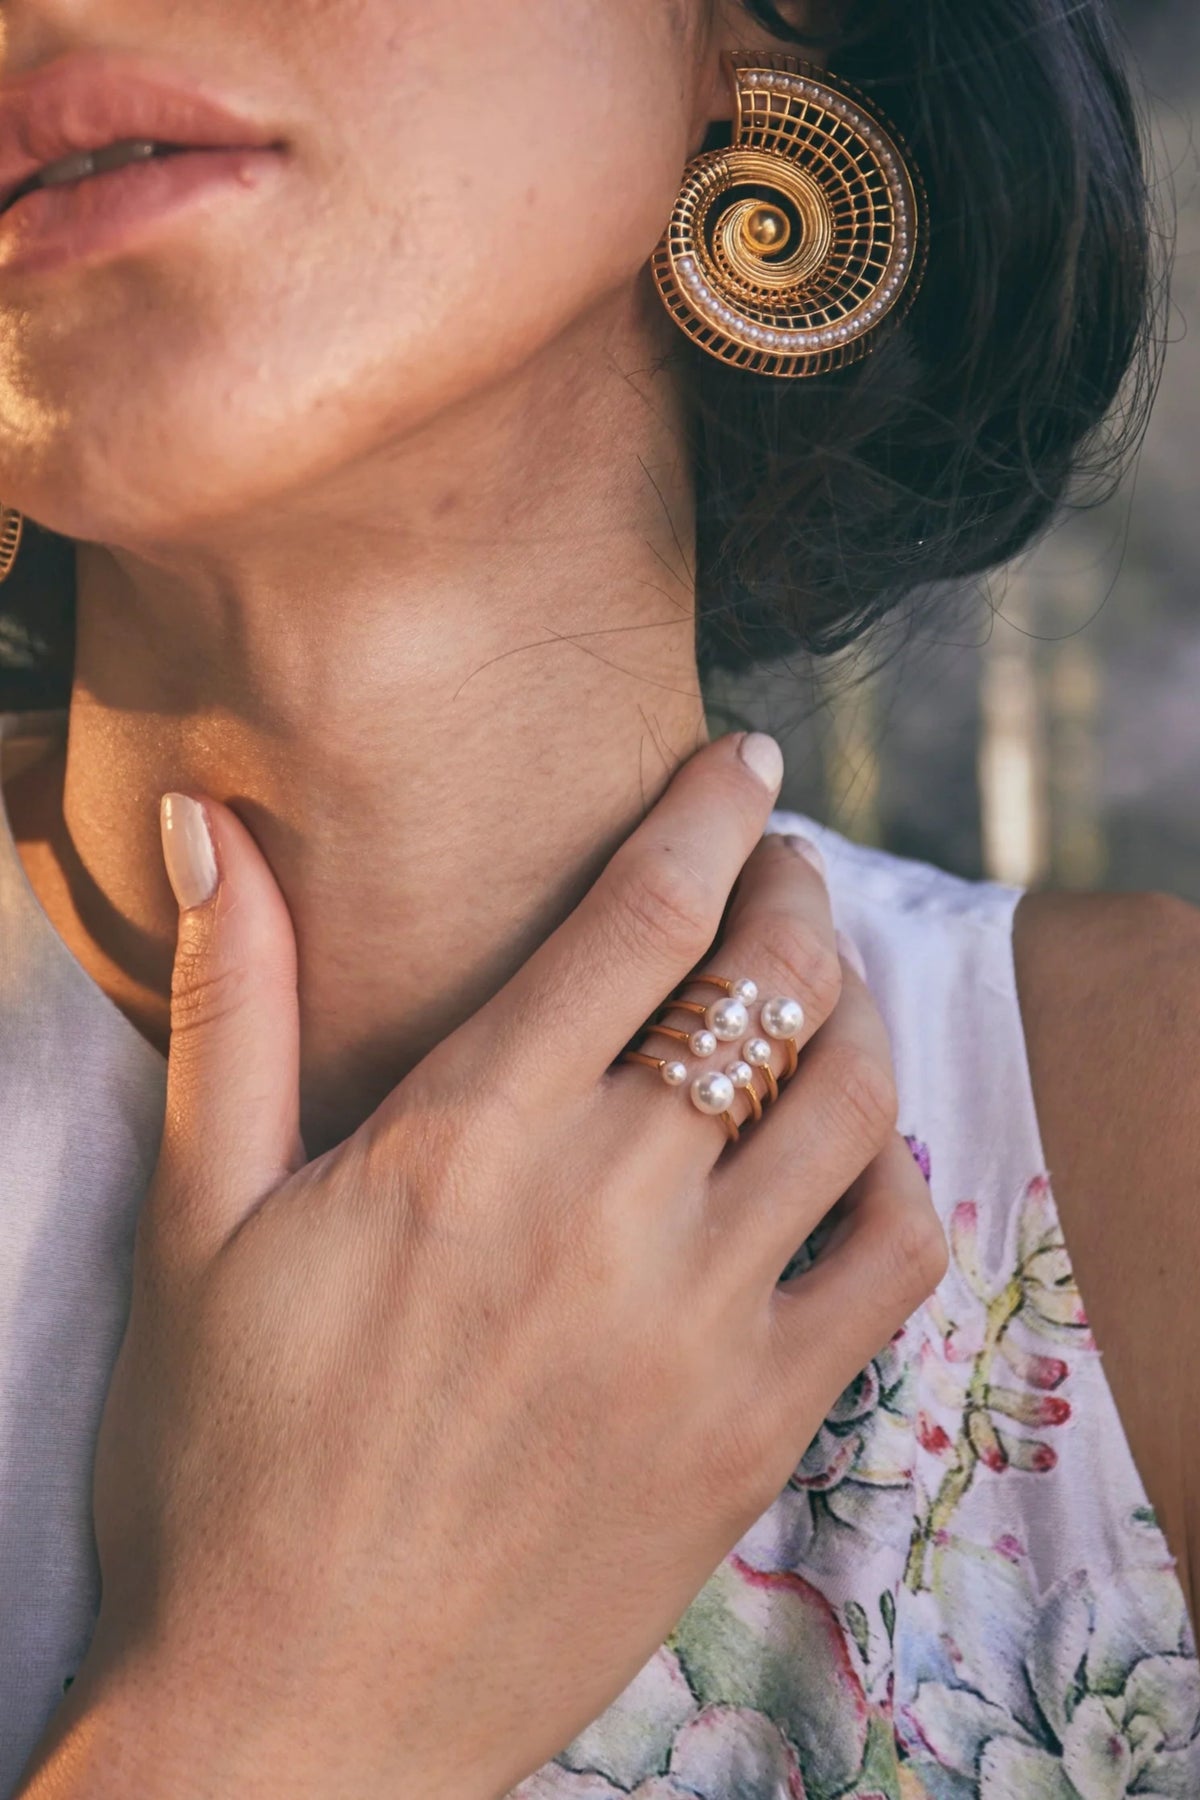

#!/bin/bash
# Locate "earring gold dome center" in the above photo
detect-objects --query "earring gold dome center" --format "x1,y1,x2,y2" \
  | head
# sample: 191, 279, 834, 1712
741, 203, 791, 253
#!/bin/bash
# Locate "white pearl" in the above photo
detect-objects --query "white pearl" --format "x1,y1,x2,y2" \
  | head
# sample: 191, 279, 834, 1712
726, 1060, 755, 1088
744, 1037, 773, 1066
761, 995, 805, 1040
690, 1028, 717, 1057
691, 1070, 736, 1115
707, 996, 749, 1041
661, 1059, 689, 1087
733, 977, 758, 1004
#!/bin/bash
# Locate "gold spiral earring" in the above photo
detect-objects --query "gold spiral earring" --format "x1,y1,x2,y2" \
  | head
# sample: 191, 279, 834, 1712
0, 505, 22, 585
654, 51, 927, 378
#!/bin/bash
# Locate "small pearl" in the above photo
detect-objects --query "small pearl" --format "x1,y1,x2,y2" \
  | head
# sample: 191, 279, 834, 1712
744, 1037, 773, 1066
726, 1060, 755, 1088
762, 995, 806, 1040
707, 996, 750, 1041
733, 977, 758, 1004
690, 1028, 718, 1058
661, 1060, 688, 1087
691, 1070, 736, 1116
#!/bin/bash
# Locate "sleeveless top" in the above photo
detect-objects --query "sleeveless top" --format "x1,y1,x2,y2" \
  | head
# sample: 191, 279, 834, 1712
0, 706, 1196, 1800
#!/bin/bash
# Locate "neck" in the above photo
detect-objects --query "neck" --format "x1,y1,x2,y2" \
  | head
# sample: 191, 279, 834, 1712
49, 301, 708, 1156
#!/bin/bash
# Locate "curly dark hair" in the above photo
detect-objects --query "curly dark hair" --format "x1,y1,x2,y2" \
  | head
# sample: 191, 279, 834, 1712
0, 0, 1164, 708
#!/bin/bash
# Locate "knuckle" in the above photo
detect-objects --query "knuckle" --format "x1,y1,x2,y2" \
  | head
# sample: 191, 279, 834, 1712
825, 1041, 899, 1150
169, 946, 253, 1037
881, 1188, 949, 1311
609, 849, 718, 965
754, 914, 842, 1023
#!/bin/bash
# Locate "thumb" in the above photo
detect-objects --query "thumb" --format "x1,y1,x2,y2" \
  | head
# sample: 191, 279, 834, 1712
148, 790, 306, 1263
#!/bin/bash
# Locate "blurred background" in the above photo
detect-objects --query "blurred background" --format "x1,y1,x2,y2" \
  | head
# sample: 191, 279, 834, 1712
709, 0, 1200, 901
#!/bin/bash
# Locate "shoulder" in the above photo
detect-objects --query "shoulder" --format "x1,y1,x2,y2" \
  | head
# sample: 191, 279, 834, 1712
1012, 885, 1200, 1624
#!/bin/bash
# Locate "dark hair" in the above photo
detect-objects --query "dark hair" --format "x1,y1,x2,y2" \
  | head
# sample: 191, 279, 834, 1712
0, 0, 1164, 706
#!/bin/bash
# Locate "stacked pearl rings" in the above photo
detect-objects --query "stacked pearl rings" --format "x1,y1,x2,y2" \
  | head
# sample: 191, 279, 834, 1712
618, 973, 805, 1144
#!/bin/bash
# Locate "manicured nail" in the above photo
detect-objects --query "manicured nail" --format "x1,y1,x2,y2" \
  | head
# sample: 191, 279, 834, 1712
836, 929, 867, 981
160, 793, 218, 912
738, 732, 784, 794
783, 832, 827, 880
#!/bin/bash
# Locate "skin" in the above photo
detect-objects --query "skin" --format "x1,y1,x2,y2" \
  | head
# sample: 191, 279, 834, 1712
0, 0, 1196, 1677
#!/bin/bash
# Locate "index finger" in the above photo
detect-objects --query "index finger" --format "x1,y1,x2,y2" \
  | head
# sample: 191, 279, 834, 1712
464, 732, 787, 1090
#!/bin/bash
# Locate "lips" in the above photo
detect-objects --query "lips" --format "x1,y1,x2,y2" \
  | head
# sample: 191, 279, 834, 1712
0, 50, 284, 216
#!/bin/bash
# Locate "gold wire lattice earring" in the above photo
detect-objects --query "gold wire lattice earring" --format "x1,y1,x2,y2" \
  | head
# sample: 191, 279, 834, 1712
0, 505, 22, 585
653, 51, 927, 379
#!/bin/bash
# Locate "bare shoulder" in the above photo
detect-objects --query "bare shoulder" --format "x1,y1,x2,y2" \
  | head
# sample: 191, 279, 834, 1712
1012, 885, 1200, 1622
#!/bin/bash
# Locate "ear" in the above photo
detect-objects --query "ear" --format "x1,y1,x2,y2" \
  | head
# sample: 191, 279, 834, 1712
697, 2, 829, 131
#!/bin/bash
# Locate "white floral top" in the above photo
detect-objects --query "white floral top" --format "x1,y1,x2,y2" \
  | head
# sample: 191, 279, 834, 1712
511, 808, 1199, 1800
0, 708, 1195, 1799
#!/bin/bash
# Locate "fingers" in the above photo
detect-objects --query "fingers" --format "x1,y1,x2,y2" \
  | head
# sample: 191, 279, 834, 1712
458, 732, 787, 1091
761, 1129, 947, 1432
705, 946, 899, 1287
606, 829, 840, 1168
141, 793, 306, 1272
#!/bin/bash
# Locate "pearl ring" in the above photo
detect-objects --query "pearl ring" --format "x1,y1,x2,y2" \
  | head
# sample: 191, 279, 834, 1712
618, 972, 805, 1144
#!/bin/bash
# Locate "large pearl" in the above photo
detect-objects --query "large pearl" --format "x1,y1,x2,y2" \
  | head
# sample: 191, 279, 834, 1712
689, 1029, 718, 1058
761, 996, 805, 1040
660, 1060, 688, 1087
706, 996, 749, 1042
691, 1070, 736, 1116
744, 1037, 773, 1066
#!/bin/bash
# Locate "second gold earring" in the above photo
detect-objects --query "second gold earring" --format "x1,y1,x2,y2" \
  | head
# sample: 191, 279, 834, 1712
0, 505, 22, 586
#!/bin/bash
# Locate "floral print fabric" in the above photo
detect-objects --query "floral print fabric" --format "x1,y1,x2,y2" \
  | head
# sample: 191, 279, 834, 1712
510, 1146, 1197, 1800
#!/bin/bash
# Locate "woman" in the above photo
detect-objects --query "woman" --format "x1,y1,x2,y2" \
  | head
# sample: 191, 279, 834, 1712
0, 0, 1195, 1794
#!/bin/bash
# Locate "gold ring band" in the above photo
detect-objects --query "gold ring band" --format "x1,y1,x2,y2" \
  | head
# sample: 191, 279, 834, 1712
618, 968, 806, 1143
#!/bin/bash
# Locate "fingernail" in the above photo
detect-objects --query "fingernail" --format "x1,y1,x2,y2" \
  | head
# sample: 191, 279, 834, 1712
783, 832, 826, 880
738, 732, 784, 794
160, 793, 219, 912
836, 929, 867, 982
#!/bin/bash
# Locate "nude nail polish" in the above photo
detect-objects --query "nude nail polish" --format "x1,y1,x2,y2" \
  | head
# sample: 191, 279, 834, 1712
160, 793, 219, 912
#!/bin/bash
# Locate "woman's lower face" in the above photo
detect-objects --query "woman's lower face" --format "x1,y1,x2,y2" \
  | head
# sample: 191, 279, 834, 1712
0, 0, 730, 550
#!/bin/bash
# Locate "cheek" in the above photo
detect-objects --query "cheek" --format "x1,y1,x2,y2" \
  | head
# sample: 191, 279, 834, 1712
321, 4, 696, 391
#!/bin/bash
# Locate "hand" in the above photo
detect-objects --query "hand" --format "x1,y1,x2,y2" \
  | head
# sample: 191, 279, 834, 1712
20, 731, 946, 1800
